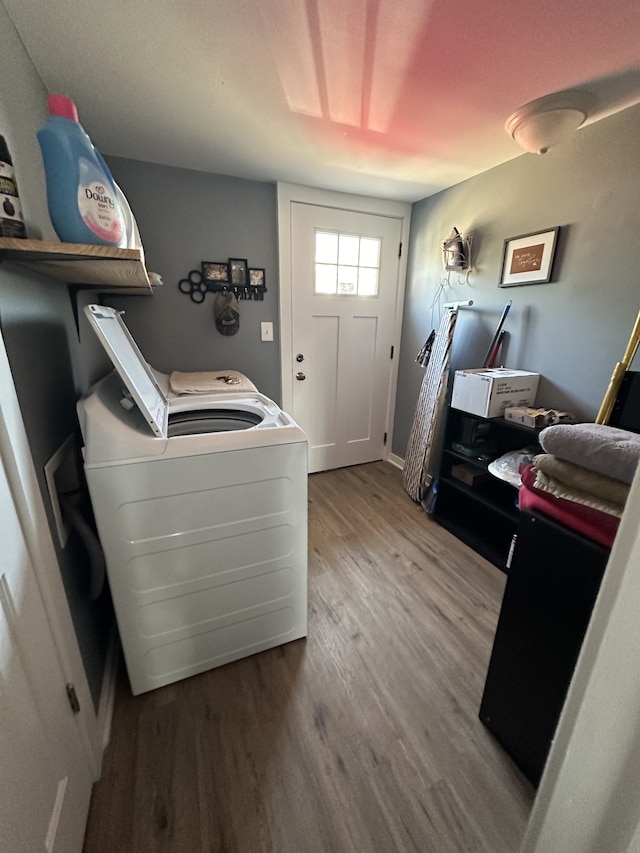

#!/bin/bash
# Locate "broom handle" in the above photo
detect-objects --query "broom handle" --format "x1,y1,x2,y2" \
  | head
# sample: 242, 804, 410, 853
596, 308, 640, 424
482, 300, 512, 368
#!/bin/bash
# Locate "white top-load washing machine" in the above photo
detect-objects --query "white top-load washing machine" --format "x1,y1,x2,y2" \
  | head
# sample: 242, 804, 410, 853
78, 305, 308, 695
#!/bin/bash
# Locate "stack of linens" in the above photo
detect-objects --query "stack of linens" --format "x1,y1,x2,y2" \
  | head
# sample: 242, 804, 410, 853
519, 423, 640, 548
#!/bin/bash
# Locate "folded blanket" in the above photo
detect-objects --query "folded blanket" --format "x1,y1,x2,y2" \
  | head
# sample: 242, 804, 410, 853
169, 370, 257, 395
519, 464, 618, 548
532, 454, 627, 518
539, 422, 640, 484
534, 454, 630, 505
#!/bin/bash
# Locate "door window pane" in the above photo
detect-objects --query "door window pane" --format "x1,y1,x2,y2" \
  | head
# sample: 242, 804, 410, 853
358, 268, 378, 296
315, 263, 337, 294
337, 266, 358, 294
315, 231, 338, 263
338, 234, 360, 266
359, 238, 380, 267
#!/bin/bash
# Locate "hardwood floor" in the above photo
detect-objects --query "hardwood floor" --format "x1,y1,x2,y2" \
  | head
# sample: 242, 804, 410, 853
82, 462, 534, 853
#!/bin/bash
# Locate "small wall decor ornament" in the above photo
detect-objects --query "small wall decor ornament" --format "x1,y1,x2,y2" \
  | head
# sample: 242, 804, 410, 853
179, 257, 267, 303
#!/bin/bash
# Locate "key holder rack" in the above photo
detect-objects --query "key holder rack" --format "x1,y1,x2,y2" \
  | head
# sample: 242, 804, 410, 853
178, 258, 267, 304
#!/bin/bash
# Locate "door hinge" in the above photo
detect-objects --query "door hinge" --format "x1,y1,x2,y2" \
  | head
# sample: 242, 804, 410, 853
398, 242, 402, 259
390, 345, 394, 359
383, 432, 388, 445
66, 683, 81, 714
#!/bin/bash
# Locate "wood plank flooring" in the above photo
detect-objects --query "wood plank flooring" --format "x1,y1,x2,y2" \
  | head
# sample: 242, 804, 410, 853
82, 462, 534, 853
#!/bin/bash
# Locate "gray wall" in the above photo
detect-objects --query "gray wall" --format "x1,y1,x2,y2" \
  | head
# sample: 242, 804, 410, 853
102, 157, 281, 403
393, 104, 640, 459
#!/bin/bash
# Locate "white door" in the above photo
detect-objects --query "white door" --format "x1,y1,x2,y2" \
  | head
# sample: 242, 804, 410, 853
0, 374, 94, 850
287, 200, 406, 473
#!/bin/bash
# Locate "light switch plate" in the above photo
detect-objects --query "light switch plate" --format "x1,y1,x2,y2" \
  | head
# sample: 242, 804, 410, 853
261, 322, 274, 341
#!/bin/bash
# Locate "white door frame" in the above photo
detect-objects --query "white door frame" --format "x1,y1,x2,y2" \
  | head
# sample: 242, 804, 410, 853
0, 328, 102, 779
277, 183, 411, 460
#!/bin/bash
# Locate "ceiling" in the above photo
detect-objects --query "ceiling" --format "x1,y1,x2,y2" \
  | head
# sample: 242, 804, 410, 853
5, 0, 640, 202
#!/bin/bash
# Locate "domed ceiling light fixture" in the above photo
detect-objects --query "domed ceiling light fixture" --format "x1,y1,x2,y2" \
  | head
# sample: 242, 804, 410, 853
505, 91, 593, 155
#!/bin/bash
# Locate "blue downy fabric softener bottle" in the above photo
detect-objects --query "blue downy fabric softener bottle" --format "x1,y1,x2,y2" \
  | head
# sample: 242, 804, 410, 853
37, 94, 125, 246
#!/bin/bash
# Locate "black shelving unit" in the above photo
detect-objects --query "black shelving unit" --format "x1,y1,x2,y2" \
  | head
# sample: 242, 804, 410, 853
432, 407, 541, 571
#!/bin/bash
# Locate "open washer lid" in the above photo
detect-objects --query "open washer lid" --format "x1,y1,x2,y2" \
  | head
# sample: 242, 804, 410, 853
84, 304, 168, 438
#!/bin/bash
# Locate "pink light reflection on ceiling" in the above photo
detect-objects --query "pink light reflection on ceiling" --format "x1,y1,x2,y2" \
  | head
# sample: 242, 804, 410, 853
259, 0, 640, 164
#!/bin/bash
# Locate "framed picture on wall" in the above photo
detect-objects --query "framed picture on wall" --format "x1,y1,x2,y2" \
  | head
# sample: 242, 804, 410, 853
499, 227, 560, 287
249, 268, 265, 287
229, 258, 248, 286
202, 261, 229, 282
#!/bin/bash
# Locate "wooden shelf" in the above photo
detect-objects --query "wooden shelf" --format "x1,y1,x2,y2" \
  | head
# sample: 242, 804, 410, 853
0, 237, 152, 292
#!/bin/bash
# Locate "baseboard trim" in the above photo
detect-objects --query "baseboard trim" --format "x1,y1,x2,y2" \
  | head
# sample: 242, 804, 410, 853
97, 626, 119, 753
387, 453, 404, 470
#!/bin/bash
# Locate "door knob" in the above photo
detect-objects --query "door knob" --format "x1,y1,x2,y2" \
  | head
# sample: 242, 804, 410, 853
296, 371, 306, 381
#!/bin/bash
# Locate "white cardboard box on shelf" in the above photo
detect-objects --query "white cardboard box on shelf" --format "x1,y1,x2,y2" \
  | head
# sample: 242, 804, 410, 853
451, 368, 540, 418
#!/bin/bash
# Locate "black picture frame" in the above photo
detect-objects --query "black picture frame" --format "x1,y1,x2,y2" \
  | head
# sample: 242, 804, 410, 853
499, 226, 560, 287
248, 267, 265, 288
229, 258, 248, 286
202, 261, 229, 283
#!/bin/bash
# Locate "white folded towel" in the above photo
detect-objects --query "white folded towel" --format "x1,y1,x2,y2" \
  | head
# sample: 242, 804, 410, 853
169, 370, 257, 395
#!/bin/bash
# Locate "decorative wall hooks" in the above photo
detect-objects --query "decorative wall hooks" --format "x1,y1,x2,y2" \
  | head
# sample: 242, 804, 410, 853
179, 258, 267, 303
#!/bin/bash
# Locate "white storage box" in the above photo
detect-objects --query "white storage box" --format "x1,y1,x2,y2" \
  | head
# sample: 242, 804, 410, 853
451, 368, 540, 418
